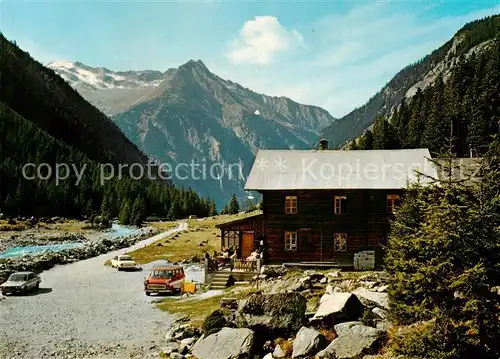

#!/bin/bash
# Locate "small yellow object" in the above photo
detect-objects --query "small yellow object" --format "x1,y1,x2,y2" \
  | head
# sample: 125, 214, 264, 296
182, 281, 197, 294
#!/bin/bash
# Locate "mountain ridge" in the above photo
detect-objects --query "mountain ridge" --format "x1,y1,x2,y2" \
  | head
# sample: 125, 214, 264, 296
49, 58, 337, 206
319, 14, 500, 149
0, 34, 216, 219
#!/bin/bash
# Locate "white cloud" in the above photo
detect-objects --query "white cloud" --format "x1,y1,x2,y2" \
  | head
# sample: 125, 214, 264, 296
227, 16, 304, 65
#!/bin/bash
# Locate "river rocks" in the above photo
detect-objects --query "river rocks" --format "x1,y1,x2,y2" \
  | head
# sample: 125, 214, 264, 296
312, 292, 364, 324
317, 323, 386, 359
191, 327, 254, 359
0, 229, 156, 283
291, 326, 326, 358
238, 292, 307, 336
0, 232, 88, 253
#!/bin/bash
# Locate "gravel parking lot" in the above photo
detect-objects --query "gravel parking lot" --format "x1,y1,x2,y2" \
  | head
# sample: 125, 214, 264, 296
0, 223, 193, 359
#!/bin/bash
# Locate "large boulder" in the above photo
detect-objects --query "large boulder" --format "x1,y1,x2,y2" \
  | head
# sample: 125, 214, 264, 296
316, 323, 385, 359
291, 326, 326, 358
238, 292, 306, 336
191, 327, 254, 359
202, 310, 232, 336
352, 288, 389, 309
312, 292, 364, 324
260, 265, 288, 278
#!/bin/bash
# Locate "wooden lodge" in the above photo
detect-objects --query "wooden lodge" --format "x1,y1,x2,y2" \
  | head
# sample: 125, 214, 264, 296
215, 213, 264, 259
217, 143, 439, 267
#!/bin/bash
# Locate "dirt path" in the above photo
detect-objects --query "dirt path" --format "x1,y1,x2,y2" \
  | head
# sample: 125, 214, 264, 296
0, 222, 189, 359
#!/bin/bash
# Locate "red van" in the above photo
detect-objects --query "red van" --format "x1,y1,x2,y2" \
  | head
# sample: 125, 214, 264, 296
144, 265, 185, 296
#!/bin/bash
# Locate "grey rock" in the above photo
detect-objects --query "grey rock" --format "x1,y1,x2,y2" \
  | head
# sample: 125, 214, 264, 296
191, 327, 254, 359
260, 265, 288, 278
372, 307, 387, 319
262, 354, 273, 359
352, 288, 389, 309
170, 353, 184, 359
312, 292, 364, 323
317, 323, 385, 359
162, 342, 179, 355
320, 277, 327, 284
291, 326, 326, 358
273, 344, 286, 358
239, 292, 306, 335
333, 321, 363, 337
377, 285, 388, 292
376, 321, 393, 331
179, 337, 196, 354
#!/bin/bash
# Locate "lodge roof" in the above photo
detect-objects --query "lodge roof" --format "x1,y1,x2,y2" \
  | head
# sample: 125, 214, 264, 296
215, 212, 263, 229
244, 148, 438, 190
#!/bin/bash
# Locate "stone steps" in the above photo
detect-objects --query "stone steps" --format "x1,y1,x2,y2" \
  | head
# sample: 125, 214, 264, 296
209, 273, 231, 290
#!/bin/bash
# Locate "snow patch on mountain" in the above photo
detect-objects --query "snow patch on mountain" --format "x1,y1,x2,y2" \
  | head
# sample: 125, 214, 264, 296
47, 61, 164, 91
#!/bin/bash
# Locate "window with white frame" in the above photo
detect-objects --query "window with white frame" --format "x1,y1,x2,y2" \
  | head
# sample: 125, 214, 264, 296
285, 196, 297, 214
284, 231, 297, 251
334, 233, 347, 252
334, 196, 347, 214
387, 194, 401, 213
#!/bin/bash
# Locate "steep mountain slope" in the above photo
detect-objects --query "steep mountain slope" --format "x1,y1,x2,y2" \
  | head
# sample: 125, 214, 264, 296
49, 59, 336, 206
0, 35, 149, 167
350, 35, 499, 157
0, 35, 213, 218
320, 14, 500, 149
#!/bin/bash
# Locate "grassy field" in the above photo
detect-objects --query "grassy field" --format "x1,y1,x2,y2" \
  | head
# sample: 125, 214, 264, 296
145, 221, 179, 232
158, 287, 257, 327
116, 211, 262, 265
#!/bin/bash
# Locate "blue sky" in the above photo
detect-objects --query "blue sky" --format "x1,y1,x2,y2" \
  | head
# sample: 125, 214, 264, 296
1, 0, 499, 117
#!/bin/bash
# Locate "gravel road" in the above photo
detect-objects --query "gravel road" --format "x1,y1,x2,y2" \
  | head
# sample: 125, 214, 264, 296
0, 222, 191, 359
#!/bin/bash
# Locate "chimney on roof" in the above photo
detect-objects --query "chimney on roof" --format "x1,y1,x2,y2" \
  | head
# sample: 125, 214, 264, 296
319, 138, 328, 151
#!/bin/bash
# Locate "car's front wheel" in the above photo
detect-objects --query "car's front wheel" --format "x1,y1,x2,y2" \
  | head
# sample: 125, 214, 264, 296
34, 283, 40, 290
145, 292, 151, 296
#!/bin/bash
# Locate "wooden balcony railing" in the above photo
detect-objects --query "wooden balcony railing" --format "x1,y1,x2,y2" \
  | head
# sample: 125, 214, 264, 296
232, 258, 257, 272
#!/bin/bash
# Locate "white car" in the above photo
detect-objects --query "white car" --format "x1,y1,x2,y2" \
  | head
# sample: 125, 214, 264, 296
110, 255, 139, 271
1, 271, 41, 295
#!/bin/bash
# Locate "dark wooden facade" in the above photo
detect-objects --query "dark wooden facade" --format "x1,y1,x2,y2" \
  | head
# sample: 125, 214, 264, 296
216, 214, 265, 258
261, 189, 402, 264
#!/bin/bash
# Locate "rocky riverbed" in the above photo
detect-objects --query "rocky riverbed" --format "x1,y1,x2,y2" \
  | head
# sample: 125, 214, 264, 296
0, 226, 157, 284
0, 224, 190, 359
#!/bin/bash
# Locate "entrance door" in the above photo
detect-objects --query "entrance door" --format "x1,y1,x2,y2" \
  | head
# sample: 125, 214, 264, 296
241, 232, 254, 258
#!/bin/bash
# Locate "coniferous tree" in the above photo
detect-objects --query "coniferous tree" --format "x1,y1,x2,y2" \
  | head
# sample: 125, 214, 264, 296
385, 146, 500, 358
372, 116, 399, 149
227, 194, 240, 215
131, 197, 146, 226
358, 129, 374, 150
167, 199, 181, 220
208, 200, 217, 216
118, 200, 131, 225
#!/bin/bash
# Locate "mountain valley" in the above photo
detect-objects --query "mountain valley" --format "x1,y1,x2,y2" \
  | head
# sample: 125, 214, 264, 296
48, 59, 336, 207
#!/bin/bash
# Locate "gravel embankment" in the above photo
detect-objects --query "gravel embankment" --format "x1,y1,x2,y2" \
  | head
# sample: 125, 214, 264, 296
0, 222, 189, 359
